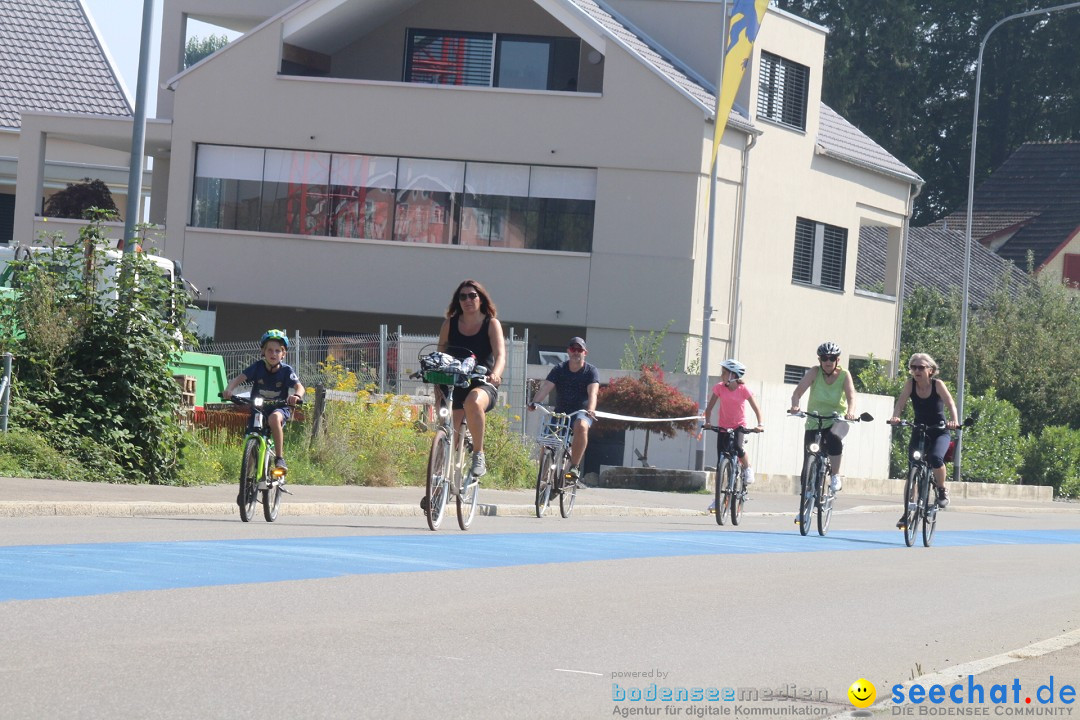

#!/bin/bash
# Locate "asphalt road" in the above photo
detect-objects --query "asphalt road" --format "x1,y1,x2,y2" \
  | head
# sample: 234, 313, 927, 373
2, 486, 1079, 719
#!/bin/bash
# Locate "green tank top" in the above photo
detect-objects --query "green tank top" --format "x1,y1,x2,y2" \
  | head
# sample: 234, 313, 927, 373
807, 366, 847, 429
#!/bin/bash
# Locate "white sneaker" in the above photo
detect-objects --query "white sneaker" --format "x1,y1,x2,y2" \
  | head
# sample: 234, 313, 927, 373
830, 474, 842, 492
470, 451, 487, 477
707, 499, 716, 513
742, 467, 755, 485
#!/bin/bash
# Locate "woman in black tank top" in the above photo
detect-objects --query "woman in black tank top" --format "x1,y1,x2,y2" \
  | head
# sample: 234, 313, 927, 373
888, 352, 960, 524
436, 280, 505, 479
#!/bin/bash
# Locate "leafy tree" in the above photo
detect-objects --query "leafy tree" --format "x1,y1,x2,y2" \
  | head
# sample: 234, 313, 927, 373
42, 179, 118, 220
772, 1, 1080, 223
967, 270, 1080, 430
185, 34, 230, 68
1021, 426, 1080, 494
7, 216, 191, 483
596, 365, 699, 467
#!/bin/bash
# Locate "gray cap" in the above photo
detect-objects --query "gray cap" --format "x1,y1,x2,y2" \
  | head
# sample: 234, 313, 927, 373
568, 336, 587, 351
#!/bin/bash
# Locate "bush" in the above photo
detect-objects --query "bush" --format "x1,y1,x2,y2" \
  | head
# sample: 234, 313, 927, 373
959, 388, 1022, 483
1021, 425, 1080, 496
478, 410, 534, 488
0, 428, 80, 479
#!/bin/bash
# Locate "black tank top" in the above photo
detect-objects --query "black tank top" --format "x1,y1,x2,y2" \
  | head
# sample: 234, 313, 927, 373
910, 379, 945, 426
447, 315, 494, 368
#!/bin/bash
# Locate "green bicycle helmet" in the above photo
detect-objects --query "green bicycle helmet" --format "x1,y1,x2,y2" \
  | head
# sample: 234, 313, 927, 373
260, 329, 289, 348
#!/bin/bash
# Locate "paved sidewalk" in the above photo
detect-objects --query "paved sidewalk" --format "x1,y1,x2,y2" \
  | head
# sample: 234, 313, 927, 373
1, 476, 1075, 518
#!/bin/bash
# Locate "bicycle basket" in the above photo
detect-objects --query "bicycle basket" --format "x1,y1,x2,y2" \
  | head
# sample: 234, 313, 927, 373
423, 370, 458, 385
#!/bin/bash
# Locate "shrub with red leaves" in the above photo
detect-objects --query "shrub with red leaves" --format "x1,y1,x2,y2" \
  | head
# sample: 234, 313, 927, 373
596, 364, 700, 439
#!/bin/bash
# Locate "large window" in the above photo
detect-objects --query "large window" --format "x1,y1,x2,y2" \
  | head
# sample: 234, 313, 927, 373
792, 217, 847, 291
757, 51, 809, 131
190, 145, 596, 253
405, 29, 580, 91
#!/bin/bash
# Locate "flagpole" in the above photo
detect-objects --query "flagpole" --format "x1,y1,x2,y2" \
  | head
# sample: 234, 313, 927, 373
696, 0, 729, 472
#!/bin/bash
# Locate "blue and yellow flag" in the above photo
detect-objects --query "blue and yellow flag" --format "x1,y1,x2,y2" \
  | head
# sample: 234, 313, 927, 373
711, 0, 770, 166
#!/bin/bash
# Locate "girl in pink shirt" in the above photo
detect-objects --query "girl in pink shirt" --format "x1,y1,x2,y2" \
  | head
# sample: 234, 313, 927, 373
705, 359, 764, 512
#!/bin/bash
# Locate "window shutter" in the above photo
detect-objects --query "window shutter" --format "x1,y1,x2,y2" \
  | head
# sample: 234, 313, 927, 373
406, 31, 493, 86
820, 225, 848, 290
792, 217, 815, 284
1064, 253, 1080, 287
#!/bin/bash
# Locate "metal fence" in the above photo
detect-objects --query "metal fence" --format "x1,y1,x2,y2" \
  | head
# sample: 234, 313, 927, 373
201, 325, 530, 434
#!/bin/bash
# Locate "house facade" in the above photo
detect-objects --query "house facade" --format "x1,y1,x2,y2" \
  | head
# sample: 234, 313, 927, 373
14, 0, 921, 382
1, 0, 135, 242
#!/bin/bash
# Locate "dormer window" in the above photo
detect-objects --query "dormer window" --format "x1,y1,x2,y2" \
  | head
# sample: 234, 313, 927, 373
405, 29, 580, 91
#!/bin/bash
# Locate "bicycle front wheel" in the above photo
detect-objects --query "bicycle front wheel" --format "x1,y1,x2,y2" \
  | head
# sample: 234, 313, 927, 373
559, 455, 577, 518
425, 430, 451, 531
535, 450, 554, 518
262, 452, 282, 522
903, 465, 920, 547
816, 465, 833, 537
238, 437, 260, 522
731, 466, 745, 526
715, 460, 733, 526
922, 471, 937, 547
457, 460, 480, 531
797, 456, 816, 536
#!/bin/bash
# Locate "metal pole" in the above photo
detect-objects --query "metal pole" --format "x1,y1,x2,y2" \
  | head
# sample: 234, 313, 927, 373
379, 324, 387, 395
122, 0, 156, 252
0, 352, 11, 432
696, 0, 730, 472
954, 1, 1080, 481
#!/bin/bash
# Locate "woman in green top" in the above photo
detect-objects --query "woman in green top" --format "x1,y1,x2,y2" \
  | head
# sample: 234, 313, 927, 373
788, 341, 858, 492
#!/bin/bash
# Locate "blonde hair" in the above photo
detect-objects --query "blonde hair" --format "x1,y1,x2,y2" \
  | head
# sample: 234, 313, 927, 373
908, 352, 939, 377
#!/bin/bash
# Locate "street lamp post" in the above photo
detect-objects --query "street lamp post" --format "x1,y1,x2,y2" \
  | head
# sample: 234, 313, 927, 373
953, 1, 1080, 480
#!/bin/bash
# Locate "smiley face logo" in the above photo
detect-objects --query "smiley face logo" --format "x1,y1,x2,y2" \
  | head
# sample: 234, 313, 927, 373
848, 678, 876, 708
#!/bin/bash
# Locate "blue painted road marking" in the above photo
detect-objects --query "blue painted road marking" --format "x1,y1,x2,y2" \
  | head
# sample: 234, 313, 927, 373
2, 529, 1079, 602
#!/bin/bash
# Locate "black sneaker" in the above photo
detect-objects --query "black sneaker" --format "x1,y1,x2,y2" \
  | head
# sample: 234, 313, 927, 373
420, 496, 429, 513
937, 486, 950, 508
897, 514, 909, 529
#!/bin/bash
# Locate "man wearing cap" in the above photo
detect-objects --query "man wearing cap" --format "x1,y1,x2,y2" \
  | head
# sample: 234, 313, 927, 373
529, 337, 600, 483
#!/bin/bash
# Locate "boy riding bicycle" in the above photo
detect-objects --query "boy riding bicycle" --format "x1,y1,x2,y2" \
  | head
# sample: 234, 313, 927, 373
529, 336, 599, 482
222, 329, 305, 475
704, 358, 764, 513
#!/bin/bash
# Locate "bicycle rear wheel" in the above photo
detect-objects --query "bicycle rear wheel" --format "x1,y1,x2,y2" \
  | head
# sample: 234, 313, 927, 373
731, 466, 745, 526
816, 466, 833, 536
262, 452, 282, 522
797, 456, 816, 536
238, 437, 260, 523
559, 454, 577, 518
715, 460, 733, 526
535, 450, 554, 518
922, 471, 938, 547
902, 465, 920, 547
425, 430, 451, 531
457, 449, 479, 531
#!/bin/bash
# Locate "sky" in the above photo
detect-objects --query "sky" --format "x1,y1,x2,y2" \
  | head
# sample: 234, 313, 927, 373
80, 0, 239, 116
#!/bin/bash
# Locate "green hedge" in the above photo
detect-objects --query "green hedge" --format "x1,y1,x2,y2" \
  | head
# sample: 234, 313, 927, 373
1021, 425, 1080, 497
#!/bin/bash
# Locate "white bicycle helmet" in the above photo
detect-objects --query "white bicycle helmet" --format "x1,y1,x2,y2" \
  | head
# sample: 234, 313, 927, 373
720, 358, 746, 378
817, 341, 841, 358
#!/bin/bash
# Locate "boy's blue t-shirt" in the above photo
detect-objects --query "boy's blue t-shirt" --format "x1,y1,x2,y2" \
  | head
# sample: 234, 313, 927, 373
243, 361, 299, 401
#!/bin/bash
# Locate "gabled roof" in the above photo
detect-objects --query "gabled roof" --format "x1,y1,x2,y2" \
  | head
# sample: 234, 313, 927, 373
0, 0, 131, 130
816, 104, 922, 184
934, 142, 1080, 269
857, 226, 1026, 306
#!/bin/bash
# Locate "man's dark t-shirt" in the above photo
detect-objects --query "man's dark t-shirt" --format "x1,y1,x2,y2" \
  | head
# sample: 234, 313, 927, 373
545, 361, 599, 414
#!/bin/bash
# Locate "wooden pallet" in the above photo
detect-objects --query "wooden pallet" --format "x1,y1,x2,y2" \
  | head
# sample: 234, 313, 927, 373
174, 375, 197, 408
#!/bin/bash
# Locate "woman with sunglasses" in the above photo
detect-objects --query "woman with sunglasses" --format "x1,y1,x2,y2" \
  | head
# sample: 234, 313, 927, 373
438, 280, 505, 478
887, 352, 959, 522
788, 341, 858, 492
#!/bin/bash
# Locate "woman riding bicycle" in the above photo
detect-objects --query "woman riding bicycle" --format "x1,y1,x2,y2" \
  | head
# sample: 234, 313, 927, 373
437, 279, 505, 478
704, 358, 763, 512
888, 352, 959, 526
788, 341, 857, 492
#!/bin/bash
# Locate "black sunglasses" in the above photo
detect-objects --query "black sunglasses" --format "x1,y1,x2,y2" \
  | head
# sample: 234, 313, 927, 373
458, 291, 479, 301
819, 354, 839, 362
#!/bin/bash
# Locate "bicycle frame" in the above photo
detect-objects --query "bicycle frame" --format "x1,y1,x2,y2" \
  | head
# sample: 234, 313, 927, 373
704, 425, 759, 527
226, 395, 293, 523
790, 411, 873, 536
533, 407, 584, 518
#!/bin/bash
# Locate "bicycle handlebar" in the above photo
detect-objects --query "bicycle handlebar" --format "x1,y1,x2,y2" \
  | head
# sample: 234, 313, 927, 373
887, 417, 975, 430
789, 410, 874, 423
530, 404, 590, 420
220, 394, 303, 409
702, 425, 763, 434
